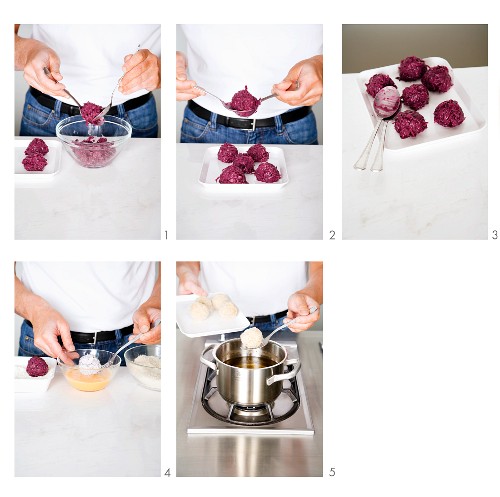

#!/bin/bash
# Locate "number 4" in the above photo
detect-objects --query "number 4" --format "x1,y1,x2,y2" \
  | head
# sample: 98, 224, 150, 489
164, 468, 171, 476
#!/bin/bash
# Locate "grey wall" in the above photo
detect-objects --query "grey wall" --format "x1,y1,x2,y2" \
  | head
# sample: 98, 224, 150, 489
14, 25, 161, 137
342, 24, 488, 74
176, 25, 323, 144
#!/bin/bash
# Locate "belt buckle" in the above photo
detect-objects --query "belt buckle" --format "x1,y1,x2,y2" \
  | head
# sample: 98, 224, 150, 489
93, 332, 98, 346
252, 119, 256, 132
251, 316, 256, 326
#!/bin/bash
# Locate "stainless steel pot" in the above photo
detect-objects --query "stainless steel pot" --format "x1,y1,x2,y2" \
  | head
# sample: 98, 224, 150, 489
200, 338, 301, 406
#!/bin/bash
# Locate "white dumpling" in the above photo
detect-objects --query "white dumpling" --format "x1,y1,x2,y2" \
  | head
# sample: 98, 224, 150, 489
211, 293, 231, 310
218, 301, 239, 319
190, 301, 211, 321
196, 296, 214, 313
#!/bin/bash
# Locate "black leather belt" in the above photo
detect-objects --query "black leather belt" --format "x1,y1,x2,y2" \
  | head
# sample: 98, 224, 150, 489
246, 310, 288, 324
29, 87, 152, 117
25, 320, 133, 344
188, 100, 311, 129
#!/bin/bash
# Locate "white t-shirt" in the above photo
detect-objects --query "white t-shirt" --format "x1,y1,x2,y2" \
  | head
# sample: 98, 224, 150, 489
180, 24, 323, 119
199, 262, 308, 316
17, 262, 157, 332
31, 24, 161, 106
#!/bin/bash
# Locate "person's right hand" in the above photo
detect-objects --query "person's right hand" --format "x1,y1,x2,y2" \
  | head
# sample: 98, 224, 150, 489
30, 305, 76, 365
177, 270, 207, 296
21, 40, 67, 98
176, 51, 205, 101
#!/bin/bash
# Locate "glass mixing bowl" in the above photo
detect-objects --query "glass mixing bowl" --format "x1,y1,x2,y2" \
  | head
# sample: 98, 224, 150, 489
56, 115, 132, 168
58, 349, 121, 392
124, 345, 161, 391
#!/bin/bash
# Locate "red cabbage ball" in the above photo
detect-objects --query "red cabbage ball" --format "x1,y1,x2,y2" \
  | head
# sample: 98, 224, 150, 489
365, 73, 397, 98
232, 153, 255, 174
230, 86, 260, 113
422, 66, 452, 93
26, 357, 49, 377
247, 143, 269, 162
398, 56, 427, 81
22, 153, 47, 171
217, 143, 238, 163
216, 165, 248, 184
25, 138, 49, 156
402, 84, 430, 111
255, 162, 281, 183
434, 100, 465, 128
394, 110, 428, 139
80, 101, 104, 126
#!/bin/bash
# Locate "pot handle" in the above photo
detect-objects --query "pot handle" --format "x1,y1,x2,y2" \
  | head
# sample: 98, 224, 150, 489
266, 358, 301, 386
200, 343, 217, 371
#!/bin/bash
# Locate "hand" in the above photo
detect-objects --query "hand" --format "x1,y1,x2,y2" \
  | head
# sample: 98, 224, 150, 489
30, 304, 76, 365
22, 40, 67, 98
176, 51, 205, 101
120, 49, 161, 95
177, 270, 207, 296
132, 299, 161, 344
284, 292, 320, 333
272, 55, 323, 107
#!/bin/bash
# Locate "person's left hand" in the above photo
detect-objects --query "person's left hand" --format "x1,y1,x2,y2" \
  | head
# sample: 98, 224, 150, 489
284, 292, 320, 333
119, 49, 161, 95
272, 55, 323, 107
131, 298, 161, 344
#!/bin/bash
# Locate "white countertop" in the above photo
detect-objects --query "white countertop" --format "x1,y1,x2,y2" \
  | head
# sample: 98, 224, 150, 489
15, 367, 160, 477
176, 144, 323, 240
343, 67, 488, 240
15, 138, 161, 240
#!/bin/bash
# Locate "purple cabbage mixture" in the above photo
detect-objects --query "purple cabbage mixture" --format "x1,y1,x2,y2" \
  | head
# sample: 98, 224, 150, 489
365, 73, 397, 98
233, 153, 255, 174
402, 84, 430, 111
216, 165, 248, 184
397, 56, 427, 81
394, 110, 428, 139
80, 102, 104, 126
26, 357, 49, 377
22, 154, 47, 171
247, 143, 269, 162
22, 138, 49, 171
422, 66, 452, 93
230, 86, 260, 113
217, 142, 239, 163
255, 162, 281, 183
71, 136, 116, 167
434, 100, 465, 128
25, 137, 49, 156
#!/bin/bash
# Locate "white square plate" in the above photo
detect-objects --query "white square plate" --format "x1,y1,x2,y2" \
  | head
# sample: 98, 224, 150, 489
15, 356, 57, 393
199, 145, 289, 191
356, 56, 486, 151
15, 138, 62, 184
176, 294, 250, 338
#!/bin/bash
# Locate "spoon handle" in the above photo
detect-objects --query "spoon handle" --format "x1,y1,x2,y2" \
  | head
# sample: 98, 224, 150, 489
259, 93, 276, 103
371, 121, 388, 172
353, 118, 383, 170
42, 67, 82, 108
263, 306, 318, 345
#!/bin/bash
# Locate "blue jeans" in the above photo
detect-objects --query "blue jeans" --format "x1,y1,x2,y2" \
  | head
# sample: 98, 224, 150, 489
20, 90, 158, 138
180, 105, 318, 144
18, 320, 131, 366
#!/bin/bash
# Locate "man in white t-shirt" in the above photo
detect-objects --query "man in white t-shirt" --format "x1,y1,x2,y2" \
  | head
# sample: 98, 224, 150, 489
15, 24, 161, 138
176, 25, 322, 145
15, 262, 161, 365
176, 261, 322, 338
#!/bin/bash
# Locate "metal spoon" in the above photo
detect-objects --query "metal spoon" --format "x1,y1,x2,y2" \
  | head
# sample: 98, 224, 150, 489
242, 306, 318, 350
95, 45, 141, 120
370, 101, 401, 173
354, 87, 401, 171
100, 318, 161, 370
194, 85, 275, 118
43, 67, 83, 108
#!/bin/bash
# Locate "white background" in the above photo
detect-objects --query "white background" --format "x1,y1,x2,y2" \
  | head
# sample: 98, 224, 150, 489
3, 1, 500, 496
